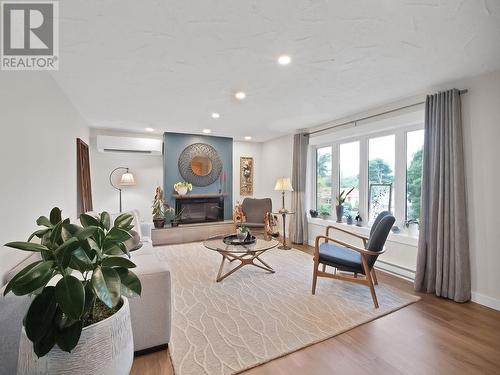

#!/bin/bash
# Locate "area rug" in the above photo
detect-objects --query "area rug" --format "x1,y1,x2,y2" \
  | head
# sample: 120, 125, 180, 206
156, 242, 419, 375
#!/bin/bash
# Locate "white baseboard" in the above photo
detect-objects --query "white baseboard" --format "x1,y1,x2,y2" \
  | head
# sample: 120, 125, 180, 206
471, 292, 500, 311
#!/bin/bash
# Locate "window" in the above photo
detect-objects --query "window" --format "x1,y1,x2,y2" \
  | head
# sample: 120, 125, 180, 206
368, 135, 395, 222
313, 123, 424, 229
339, 141, 360, 216
406, 129, 424, 222
316, 146, 332, 214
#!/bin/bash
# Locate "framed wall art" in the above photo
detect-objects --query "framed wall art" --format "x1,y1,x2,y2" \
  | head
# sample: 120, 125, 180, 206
240, 157, 253, 196
77, 138, 93, 214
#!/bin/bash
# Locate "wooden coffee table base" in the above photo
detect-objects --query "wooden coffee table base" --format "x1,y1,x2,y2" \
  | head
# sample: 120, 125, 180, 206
216, 250, 274, 282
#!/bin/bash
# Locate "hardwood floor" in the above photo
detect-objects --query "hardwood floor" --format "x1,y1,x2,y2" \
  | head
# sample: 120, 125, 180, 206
131, 242, 500, 375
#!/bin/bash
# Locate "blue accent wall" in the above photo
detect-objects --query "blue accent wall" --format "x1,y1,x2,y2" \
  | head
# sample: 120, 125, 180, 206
163, 132, 233, 220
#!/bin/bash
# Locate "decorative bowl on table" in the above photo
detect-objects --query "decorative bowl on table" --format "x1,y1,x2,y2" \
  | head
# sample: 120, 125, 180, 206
223, 234, 256, 245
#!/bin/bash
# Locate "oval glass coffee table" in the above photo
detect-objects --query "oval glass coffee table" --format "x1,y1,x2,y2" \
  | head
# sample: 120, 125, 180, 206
204, 235, 279, 282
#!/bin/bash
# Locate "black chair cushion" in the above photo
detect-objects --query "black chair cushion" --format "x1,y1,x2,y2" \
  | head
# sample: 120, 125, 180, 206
318, 242, 363, 273
366, 214, 396, 267
369, 211, 391, 237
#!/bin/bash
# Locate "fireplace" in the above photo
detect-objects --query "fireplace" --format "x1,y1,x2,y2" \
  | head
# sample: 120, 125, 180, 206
175, 196, 224, 224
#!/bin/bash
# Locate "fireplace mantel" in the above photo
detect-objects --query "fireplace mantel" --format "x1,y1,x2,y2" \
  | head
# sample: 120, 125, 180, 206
172, 193, 227, 199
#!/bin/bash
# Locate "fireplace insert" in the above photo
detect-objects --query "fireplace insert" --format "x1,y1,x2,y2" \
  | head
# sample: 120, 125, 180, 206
175, 196, 224, 224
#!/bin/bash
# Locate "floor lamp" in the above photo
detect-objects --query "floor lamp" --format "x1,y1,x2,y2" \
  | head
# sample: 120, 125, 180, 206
274, 177, 294, 250
109, 167, 136, 212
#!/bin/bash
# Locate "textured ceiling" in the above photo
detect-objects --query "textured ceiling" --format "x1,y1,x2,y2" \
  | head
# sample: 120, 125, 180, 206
52, 0, 500, 141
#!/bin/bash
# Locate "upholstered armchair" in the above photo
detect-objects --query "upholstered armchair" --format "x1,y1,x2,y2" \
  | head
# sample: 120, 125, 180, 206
312, 211, 395, 308
234, 198, 273, 232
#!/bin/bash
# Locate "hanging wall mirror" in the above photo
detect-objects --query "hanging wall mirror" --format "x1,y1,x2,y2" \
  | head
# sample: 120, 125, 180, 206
190, 156, 213, 176
178, 143, 222, 186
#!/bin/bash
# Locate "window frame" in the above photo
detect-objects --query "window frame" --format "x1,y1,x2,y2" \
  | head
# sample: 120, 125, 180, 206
315, 145, 333, 214
312, 123, 424, 227
404, 127, 426, 222
338, 140, 361, 215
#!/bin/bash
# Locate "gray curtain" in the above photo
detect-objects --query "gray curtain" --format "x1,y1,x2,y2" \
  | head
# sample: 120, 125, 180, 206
290, 133, 309, 244
415, 89, 471, 302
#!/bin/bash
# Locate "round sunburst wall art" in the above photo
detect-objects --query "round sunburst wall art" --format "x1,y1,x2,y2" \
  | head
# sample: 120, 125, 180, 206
178, 143, 222, 187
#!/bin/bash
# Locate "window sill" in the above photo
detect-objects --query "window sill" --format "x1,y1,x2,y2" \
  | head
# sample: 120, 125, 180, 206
307, 217, 418, 247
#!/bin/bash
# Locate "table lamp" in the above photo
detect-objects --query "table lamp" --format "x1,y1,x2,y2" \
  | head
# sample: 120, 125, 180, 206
109, 167, 136, 212
274, 177, 293, 213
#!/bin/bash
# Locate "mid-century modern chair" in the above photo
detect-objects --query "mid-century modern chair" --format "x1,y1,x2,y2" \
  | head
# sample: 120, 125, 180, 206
312, 211, 395, 308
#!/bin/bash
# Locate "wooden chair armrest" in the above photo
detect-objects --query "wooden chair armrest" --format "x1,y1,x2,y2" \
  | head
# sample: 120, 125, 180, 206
326, 225, 369, 240
315, 235, 384, 257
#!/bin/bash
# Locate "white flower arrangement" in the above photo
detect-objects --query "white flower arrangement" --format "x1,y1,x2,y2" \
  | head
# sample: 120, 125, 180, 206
174, 181, 192, 190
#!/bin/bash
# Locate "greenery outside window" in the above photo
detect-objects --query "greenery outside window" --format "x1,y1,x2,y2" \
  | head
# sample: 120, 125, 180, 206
316, 146, 332, 214
368, 135, 395, 222
406, 129, 424, 221
339, 141, 360, 217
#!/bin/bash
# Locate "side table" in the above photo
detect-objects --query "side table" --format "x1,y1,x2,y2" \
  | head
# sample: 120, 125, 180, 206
272, 211, 295, 250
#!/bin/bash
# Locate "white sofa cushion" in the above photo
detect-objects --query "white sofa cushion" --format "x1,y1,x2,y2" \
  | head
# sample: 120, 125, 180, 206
0, 285, 30, 375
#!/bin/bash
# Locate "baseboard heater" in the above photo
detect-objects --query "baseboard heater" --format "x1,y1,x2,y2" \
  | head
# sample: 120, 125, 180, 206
375, 259, 416, 282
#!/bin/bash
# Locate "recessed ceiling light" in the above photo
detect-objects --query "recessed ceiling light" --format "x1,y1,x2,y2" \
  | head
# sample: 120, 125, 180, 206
235, 91, 246, 100
211, 112, 220, 119
202, 129, 212, 134
145, 127, 155, 132
244, 136, 252, 141
278, 55, 292, 65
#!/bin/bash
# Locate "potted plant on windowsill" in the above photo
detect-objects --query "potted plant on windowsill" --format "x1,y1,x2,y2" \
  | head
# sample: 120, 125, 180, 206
152, 186, 165, 229
319, 210, 330, 220
174, 181, 192, 196
404, 219, 419, 237
335, 187, 354, 223
345, 213, 354, 225
4, 207, 141, 375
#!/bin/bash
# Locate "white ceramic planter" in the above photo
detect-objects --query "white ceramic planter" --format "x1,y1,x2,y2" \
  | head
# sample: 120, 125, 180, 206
175, 186, 188, 195
17, 297, 133, 375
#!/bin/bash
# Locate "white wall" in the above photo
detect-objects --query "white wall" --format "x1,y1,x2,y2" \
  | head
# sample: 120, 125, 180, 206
457, 70, 500, 309
0, 72, 89, 283
259, 134, 295, 236
232, 135, 295, 214
89, 130, 163, 222
260, 134, 294, 212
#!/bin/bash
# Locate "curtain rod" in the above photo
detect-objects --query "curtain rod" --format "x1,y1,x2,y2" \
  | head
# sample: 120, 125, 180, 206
308, 89, 468, 136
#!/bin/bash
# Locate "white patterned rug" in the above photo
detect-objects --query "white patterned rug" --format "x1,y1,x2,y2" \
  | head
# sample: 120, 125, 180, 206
156, 242, 419, 375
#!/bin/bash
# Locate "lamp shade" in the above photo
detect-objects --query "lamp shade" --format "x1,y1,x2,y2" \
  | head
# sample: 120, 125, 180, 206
274, 177, 293, 191
119, 172, 136, 186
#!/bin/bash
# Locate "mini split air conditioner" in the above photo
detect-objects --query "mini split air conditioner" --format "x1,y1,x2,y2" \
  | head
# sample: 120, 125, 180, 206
96, 135, 163, 155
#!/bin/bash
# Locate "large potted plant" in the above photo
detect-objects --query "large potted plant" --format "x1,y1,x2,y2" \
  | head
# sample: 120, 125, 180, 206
4, 207, 141, 375
335, 187, 354, 223
152, 186, 165, 228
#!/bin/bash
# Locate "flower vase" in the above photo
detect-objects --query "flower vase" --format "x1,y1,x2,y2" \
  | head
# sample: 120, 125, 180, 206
335, 205, 344, 223
176, 187, 188, 195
